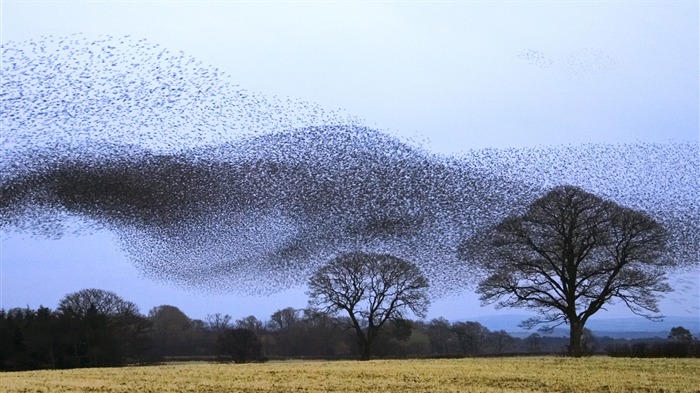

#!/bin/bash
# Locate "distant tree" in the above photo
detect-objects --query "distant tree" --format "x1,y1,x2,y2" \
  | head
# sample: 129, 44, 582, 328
388, 318, 414, 342
372, 318, 416, 357
267, 308, 301, 331
56, 289, 147, 367
0, 307, 58, 370
235, 315, 264, 332
266, 308, 304, 356
425, 318, 458, 355
452, 321, 490, 355
307, 252, 429, 360
147, 305, 194, 357
217, 328, 264, 363
524, 333, 542, 353
58, 289, 139, 319
579, 327, 598, 356
205, 313, 232, 333
299, 309, 350, 357
489, 330, 515, 354
463, 186, 672, 357
402, 324, 431, 356
26, 306, 58, 368
668, 326, 693, 343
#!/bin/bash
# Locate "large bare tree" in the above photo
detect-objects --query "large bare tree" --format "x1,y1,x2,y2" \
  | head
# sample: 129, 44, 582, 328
463, 186, 672, 357
307, 252, 429, 360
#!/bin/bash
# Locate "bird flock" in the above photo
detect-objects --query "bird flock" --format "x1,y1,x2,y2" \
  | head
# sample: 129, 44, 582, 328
2, 35, 697, 296
518, 47, 617, 80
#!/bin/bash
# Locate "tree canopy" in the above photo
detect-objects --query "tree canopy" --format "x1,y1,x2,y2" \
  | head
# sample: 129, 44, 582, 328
58, 288, 139, 319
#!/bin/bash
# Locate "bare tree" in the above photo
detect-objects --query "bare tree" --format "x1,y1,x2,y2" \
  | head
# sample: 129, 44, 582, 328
463, 186, 672, 357
205, 313, 232, 333
235, 315, 264, 332
307, 251, 429, 360
267, 308, 301, 331
58, 288, 139, 319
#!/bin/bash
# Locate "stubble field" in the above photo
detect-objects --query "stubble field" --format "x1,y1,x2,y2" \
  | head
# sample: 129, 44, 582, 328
2, 357, 699, 393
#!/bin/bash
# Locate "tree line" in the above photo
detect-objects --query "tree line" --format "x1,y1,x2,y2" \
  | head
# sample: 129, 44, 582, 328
2, 288, 698, 371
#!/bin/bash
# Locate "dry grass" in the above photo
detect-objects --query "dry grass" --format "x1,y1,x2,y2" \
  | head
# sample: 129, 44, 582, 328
2, 357, 699, 393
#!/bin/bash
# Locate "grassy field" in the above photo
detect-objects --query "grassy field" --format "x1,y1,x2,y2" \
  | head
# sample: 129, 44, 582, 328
2, 357, 699, 393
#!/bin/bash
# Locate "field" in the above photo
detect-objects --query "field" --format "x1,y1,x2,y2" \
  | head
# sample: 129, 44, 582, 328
2, 357, 699, 393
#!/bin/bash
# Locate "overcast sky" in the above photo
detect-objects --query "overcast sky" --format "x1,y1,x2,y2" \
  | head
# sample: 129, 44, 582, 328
1, 1, 698, 323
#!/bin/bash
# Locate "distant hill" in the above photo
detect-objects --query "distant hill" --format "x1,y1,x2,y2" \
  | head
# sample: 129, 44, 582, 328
459, 314, 700, 339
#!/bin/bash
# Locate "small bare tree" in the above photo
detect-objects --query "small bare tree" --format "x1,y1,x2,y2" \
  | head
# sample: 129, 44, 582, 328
307, 252, 429, 360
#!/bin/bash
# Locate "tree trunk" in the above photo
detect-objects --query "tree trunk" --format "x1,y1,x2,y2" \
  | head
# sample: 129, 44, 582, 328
359, 342, 371, 361
569, 320, 584, 357
351, 324, 372, 361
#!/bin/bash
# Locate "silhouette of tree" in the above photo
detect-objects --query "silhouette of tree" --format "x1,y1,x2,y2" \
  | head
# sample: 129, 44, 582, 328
0, 307, 58, 369
425, 318, 458, 355
668, 326, 693, 343
580, 327, 598, 356
490, 330, 515, 354
58, 289, 139, 319
307, 251, 429, 360
452, 321, 490, 355
56, 289, 147, 366
235, 315, 264, 332
217, 328, 264, 363
266, 308, 304, 356
148, 305, 195, 357
464, 186, 672, 357
524, 333, 542, 353
267, 308, 301, 331
205, 313, 232, 333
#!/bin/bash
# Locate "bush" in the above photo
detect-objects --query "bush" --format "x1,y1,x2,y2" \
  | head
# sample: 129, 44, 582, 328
606, 340, 700, 358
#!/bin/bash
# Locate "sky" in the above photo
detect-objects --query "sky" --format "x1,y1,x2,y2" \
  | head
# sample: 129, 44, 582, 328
1, 1, 698, 324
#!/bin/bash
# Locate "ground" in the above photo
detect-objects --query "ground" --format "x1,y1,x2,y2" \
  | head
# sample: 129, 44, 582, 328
2, 357, 699, 393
